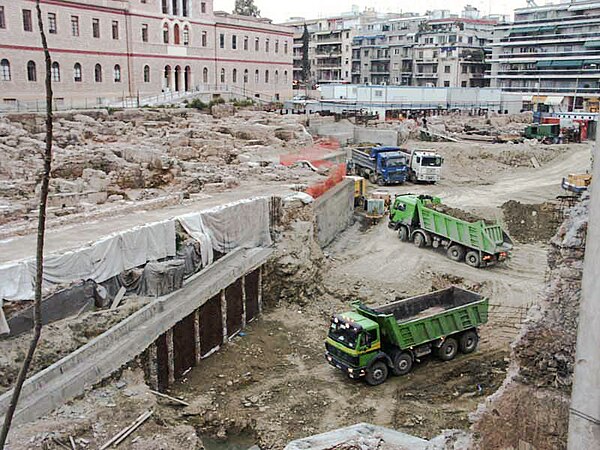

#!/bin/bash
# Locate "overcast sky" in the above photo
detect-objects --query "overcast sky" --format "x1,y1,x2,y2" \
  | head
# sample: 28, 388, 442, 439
215, 0, 555, 23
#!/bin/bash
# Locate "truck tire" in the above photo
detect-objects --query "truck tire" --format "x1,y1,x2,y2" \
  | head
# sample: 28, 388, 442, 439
398, 226, 409, 242
436, 337, 458, 361
369, 173, 377, 184
447, 245, 465, 262
459, 330, 479, 354
413, 232, 425, 248
391, 351, 413, 376
377, 176, 385, 186
365, 361, 388, 386
465, 251, 481, 268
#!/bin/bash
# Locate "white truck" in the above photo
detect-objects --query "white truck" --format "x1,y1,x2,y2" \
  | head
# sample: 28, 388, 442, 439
399, 149, 443, 184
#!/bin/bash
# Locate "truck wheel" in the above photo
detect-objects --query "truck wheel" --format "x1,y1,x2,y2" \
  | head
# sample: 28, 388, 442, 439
365, 361, 388, 386
398, 226, 409, 242
391, 351, 413, 376
465, 251, 481, 268
447, 245, 465, 262
413, 232, 425, 248
377, 176, 385, 186
369, 173, 377, 184
436, 337, 458, 361
459, 331, 479, 354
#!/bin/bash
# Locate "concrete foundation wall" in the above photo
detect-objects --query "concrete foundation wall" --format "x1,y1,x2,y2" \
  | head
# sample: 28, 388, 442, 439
353, 127, 398, 146
0, 247, 271, 426
314, 179, 354, 247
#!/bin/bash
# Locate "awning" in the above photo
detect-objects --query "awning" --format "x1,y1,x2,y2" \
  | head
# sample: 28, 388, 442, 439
551, 60, 584, 68
536, 60, 553, 68
539, 25, 557, 32
522, 95, 533, 101
532, 96, 547, 103
545, 96, 564, 106
509, 26, 540, 35
584, 40, 600, 48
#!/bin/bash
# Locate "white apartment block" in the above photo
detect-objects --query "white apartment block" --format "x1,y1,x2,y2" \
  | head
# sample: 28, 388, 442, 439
489, 0, 600, 112
0, 0, 293, 107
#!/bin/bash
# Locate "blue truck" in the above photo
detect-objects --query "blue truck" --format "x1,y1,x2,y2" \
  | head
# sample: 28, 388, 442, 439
350, 146, 408, 186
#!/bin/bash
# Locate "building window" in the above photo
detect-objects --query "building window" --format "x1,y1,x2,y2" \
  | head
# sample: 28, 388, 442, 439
203, 67, 208, 83
255, 69, 259, 83
113, 64, 121, 82
163, 24, 169, 43
71, 16, 80, 36
92, 18, 100, 38
162, 0, 168, 14
51, 61, 60, 82
201, 31, 207, 47
444, 81, 450, 87
0, 7, 5, 29
265, 70, 269, 83
174, 23, 180, 44
274, 70, 279, 84
284, 70, 288, 83
220, 68, 225, 83
243, 69, 248, 83
95, 63, 102, 82
74, 63, 82, 82
244, 36, 248, 50
48, 13, 57, 34
461, 81, 467, 87
27, 60, 36, 81
112, 20, 119, 39
23, 9, 33, 32
144, 65, 150, 82
462, 65, 467, 74
275, 40, 279, 53
1, 59, 10, 81
172, 0, 178, 16
232, 68, 237, 83
219, 33, 224, 49
183, 25, 189, 45
201, 2, 206, 13
182, 0, 188, 17
265, 39, 269, 52
284, 41, 288, 54
142, 24, 148, 42
444, 65, 450, 73
255, 37, 259, 51
232, 35, 237, 49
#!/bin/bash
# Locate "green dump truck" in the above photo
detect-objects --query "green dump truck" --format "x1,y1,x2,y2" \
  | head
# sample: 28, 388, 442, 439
325, 287, 488, 386
388, 194, 512, 268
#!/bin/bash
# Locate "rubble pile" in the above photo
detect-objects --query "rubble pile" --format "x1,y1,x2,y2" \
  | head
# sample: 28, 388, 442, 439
501, 200, 562, 243
0, 108, 317, 227
428, 112, 533, 138
472, 196, 589, 449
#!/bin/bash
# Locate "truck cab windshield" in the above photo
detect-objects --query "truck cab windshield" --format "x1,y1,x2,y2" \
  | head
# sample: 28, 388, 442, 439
328, 321, 359, 349
421, 157, 442, 167
383, 158, 405, 168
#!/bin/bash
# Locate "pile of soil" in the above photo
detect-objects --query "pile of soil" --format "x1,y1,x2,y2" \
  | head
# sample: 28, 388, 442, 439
501, 200, 561, 243
431, 203, 495, 225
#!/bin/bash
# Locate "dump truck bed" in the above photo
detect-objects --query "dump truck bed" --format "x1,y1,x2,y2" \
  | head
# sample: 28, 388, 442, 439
357, 287, 488, 349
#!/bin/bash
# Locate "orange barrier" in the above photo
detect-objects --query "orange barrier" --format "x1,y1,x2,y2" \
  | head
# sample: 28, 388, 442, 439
305, 163, 347, 199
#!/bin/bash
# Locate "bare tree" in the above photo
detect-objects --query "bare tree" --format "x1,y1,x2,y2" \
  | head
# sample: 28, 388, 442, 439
0, 0, 53, 446
233, 0, 260, 17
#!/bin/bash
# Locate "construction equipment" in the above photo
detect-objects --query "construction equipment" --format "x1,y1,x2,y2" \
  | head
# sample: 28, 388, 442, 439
325, 286, 489, 386
398, 148, 444, 183
347, 175, 368, 207
350, 146, 408, 186
388, 194, 513, 268
562, 173, 592, 195
524, 124, 560, 143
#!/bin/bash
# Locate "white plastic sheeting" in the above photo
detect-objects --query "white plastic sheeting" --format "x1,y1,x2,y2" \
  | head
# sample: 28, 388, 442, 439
0, 220, 176, 301
178, 197, 272, 265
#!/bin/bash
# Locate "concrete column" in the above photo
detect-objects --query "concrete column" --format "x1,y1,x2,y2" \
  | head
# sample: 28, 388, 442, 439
241, 275, 247, 328
166, 328, 175, 386
146, 343, 159, 391
221, 289, 228, 341
567, 133, 600, 448
258, 266, 263, 314
194, 309, 201, 365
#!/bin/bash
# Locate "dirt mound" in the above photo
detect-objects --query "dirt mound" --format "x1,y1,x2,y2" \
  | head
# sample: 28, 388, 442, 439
501, 200, 561, 243
431, 203, 495, 224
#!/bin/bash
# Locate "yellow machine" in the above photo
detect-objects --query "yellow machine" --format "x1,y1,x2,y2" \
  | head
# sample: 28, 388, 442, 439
562, 173, 592, 194
347, 176, 368, 207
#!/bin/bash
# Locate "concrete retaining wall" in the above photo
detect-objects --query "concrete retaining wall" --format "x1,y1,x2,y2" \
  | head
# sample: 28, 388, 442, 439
0, 247, 271, 426
309, 120, 399, 147
353, 127, 398, 146
314, 179, 354, 247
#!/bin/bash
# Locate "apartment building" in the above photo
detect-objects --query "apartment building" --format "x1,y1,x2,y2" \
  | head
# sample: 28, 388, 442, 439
489, 0, 600, 112
0, 0, 293, 106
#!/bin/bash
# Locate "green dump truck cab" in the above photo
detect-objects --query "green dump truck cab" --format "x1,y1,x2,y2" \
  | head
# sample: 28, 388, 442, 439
388, 194, 512, 268
325, 287, 488, 386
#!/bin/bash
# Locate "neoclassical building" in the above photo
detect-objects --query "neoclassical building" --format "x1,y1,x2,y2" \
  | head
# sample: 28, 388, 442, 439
0, 0, 293, 106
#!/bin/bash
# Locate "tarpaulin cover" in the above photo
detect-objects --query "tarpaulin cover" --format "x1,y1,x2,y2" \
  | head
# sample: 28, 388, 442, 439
178, 197, 272, 264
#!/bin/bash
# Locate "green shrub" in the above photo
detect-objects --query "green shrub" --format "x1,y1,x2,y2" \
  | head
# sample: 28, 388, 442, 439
187, 98, 208, 110
233, 99, 255, 108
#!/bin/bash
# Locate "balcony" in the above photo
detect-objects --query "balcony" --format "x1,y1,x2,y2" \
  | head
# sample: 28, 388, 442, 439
414, 73, 438, 78
315, 51, 342, 58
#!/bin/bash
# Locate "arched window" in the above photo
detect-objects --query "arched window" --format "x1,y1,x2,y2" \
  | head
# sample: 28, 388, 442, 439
174, 23, 180, 45
183, 25, 189, 45
113, 64, 121, 82
182, 0, 188, 16
74, 63, 82, 82
220, 68, 225, 83
202, 67, 208, 83
265, 70, 269, 83
243, 69, 248, 83
184, 65, 191, 91
51, 62, 60, 82
232, 68, 237, 83
254, 37, 259, 51
143, 65, 150, 82
161, 0, 168, 14
94, 63, 102, 82
1, 59, 11, 81
275, 40, 279, 53
254, 69, 259, 83
27, 61, 36, 82
172, 0, 178, 15
274, 70, 279, 84
163, 24, 169, 44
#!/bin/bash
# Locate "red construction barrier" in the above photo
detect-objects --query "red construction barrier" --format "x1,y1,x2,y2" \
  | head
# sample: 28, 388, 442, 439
305, 163, 347, 199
